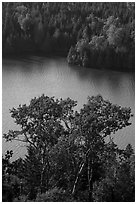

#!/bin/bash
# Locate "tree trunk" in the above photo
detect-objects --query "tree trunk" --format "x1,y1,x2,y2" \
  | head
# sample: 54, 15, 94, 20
87, 157, 93, 201
88, 179, 94, 202
40, 166, 45, 193
72, 148, 91, 196
72, 162, 85, 195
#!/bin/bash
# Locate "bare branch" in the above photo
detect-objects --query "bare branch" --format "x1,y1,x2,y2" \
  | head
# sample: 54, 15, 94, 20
61, 118, 70, 130
12, 138, 28, 143
23, 131, 37, 149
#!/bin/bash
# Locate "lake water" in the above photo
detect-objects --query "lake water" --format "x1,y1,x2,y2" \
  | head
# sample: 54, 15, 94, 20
2, 55, 135, 160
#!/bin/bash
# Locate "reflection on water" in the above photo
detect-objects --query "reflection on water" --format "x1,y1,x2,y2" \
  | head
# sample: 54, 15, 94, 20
2, 56, 135, 160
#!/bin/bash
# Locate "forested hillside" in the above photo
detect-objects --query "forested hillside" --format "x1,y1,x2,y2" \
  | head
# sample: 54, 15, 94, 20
2, 2, 135, 71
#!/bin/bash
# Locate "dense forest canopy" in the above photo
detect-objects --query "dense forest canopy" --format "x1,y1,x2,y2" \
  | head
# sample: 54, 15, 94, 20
2, 2, 135, 70
3, 95, 135, 202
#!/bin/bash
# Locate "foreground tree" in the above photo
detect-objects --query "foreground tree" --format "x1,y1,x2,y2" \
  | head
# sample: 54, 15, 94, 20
3, 95, 133, 201
2, 150, 22, 201
52, 95, 132, 201
93, 143, 135, 202
3, 95, 77, 195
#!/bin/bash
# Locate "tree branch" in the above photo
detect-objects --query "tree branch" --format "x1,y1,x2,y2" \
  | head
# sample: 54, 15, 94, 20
62, 118, 70, 130
23, 131, 37, 149
12, 138, 28, 143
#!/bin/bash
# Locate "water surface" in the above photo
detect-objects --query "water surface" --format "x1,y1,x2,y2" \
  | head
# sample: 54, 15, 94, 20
2, 56, 135, 160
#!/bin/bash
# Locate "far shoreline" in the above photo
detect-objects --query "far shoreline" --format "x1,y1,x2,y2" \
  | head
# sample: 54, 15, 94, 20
2, 50, 135, 73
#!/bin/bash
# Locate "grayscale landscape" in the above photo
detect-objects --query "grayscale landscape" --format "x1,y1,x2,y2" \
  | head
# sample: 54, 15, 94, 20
2, 2, 135, 202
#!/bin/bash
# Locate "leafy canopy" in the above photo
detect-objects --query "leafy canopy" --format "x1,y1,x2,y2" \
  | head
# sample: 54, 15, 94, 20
3, 94, 133, 201
3, 94, 132, 148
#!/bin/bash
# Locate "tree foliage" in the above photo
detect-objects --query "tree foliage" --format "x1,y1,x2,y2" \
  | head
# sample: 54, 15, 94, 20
3, 94, 134, 201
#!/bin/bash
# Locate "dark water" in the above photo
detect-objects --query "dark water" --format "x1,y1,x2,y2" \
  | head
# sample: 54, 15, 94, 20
2, 56, 135, 160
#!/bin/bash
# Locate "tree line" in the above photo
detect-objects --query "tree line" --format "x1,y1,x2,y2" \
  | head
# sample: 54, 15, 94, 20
2, 95, 135, 202
2, 2, 135, 71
